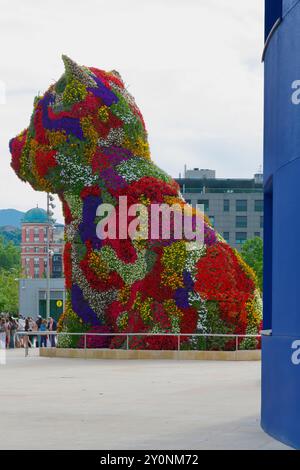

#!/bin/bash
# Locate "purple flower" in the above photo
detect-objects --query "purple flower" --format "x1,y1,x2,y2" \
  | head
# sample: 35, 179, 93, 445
79, 195, 102, 249
71, 284, 100, 326
204, 223, 217, 246
40, 94, 84, 140
174, 288, 190, 309
101, 147, 133, 167
87, 75, 118, 106
183, 270, 194, 290
100, 167, 128, 190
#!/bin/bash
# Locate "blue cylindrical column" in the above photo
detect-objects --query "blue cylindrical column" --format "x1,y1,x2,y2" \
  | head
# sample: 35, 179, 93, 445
262, 0, 300, 449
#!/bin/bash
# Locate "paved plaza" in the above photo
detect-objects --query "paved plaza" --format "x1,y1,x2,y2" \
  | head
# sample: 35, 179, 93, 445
0, 349, 290, 450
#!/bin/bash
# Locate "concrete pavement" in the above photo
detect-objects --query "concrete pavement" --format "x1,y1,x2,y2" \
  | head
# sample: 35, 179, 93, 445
0, 349, 290, 450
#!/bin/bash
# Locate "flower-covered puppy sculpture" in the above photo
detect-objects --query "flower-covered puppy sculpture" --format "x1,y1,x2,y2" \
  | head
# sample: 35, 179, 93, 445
9, 56, 262, 350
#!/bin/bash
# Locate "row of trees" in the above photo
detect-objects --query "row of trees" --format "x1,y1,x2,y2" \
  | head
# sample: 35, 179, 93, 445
0, 237, 21, 314
240, 237, 263, 292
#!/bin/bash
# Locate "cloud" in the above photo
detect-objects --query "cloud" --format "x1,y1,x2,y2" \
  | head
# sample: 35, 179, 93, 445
0, 0, 264, 222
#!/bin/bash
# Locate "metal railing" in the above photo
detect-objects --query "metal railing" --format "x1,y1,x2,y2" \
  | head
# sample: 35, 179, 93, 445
16, 331, 261, 357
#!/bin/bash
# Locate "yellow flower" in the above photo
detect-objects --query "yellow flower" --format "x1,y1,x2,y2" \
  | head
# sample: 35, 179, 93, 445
63, 78, 87, 105
80, 116, 98, 162
117, 312, 128, 331
133, 293, 153, 322
160, 241, 186, 289
47, 130, 67, 148
139, 194, 151, 206
163, 299, 183, 319
245, 289, 262, 327
98, 105, 110, 123
88, 251, 110, 280
123, 136, 151, 160
235, 250, 258, 285
161, 271, 184, 289
118, 286, 131, 305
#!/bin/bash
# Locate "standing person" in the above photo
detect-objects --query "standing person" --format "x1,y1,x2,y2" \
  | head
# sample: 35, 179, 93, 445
47, 317, 57, 347
4, 317, 11, 349
36, 315, 42, 347
24, 318, 31, 349
28, 317, 35, 346
0, 319, 6, 350
40, 320, 48, 348
31, 320, 38, 348
14, 318, 21, 348
9, 317, 17, 349
17, 316, 25, 348
36, 315, 42, 329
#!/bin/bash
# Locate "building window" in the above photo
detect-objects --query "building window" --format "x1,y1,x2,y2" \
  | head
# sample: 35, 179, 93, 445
223, 199, 230, 212
260, 216, 264, 228
34, 267, 39, 278
25, 247, 30, 253
236, 200, 247, 212
236, 232, 247, 245
223, 232, 230, 242
255, 200, 263, 212
34, 247, 39, 253
236, 216, 247, 228
209, 216, 215, 227
198, 199, 209, 212
34, 257, 39, 267
254, 232, 261, 238
25, 228, 30, 242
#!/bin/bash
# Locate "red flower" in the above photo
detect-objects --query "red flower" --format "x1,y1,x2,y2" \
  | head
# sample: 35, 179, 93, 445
35, 149, 57, 177
64, 242, 72, 289
89, 68, 113, 89
80, 185, 101, 199
34, 106, 49, 145
112, 176, 179, 204
10, 131, 27, 175
92, 112, 123, 139
195, 242, 255, 335
48, 94, 100, 120
77, 325, 112, 349
61, 195, 73, 224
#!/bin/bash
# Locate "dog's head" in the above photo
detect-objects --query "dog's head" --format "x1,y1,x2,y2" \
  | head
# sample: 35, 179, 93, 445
9, 55, 150, 194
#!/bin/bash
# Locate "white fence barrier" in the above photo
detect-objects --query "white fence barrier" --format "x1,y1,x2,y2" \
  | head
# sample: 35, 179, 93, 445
16, 331, 261, 357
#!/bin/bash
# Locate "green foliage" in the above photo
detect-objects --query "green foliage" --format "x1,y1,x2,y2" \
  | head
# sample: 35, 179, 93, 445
0, 227, 22, 246
204, 301, 234, 350
0, 268, 20, 314
0, 237, 20, 314
0, 237, 20, 271
240, 237, 263, 292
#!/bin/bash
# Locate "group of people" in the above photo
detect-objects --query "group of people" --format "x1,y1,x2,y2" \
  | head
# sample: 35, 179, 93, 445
0, 315, 57, 349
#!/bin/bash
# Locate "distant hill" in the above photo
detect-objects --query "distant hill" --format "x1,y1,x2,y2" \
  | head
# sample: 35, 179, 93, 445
0, 226, 22, 245
0, 209, 25, 228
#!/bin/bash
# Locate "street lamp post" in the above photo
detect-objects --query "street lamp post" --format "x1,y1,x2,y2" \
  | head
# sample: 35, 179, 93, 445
46, 193, 55, 321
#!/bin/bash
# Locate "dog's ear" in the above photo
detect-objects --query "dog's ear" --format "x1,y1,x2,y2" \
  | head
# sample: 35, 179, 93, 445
109, 70, 123, 81
61, 54, 97, 87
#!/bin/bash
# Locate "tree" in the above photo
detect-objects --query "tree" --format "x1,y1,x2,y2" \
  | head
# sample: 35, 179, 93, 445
0, 237, 20, 270
240, 237, 263, 292
0, 268, 20, 314
0, 237, 21, 314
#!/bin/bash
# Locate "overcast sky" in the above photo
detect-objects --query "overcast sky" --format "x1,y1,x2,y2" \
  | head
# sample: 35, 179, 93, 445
0, 0, 264, 222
